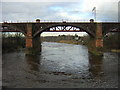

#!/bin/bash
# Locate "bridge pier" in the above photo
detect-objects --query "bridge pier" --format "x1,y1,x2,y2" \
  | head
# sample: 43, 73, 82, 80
25, 24, 41, 55
88, 23, 103, 56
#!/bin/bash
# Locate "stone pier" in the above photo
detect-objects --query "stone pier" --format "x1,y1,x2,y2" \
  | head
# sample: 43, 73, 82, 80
88, 23, 103, 55
25, 24, 41, 55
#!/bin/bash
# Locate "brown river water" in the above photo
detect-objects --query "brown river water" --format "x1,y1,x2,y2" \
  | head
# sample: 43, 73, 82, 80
2, 42, 119, 88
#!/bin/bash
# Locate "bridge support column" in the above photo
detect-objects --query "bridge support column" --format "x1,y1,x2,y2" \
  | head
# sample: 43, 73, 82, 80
89, 23, 103, 56
95, 23, 103, 49
25, 24, 41, 55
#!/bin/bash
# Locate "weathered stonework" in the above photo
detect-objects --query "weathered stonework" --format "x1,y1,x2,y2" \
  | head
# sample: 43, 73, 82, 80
95, 23, 103, 48
26, 24, 33, 48
26, 38, 33, 47
95, 39, 103, 48
88, 23, 103, 56
25, 24, 41, 55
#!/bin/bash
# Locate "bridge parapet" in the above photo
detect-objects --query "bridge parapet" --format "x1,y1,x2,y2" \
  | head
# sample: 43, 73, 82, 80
1, 21, 120, 55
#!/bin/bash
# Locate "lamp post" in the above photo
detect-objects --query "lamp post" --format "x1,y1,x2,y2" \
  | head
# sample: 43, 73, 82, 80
92, 7, 96, 21
118, 1, 120, 22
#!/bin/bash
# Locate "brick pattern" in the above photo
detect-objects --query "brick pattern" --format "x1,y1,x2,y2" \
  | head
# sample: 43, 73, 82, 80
26, 24, 33, 48
96, 39, 103, 47
26, 38, 33, 47
96, 23, 103, 48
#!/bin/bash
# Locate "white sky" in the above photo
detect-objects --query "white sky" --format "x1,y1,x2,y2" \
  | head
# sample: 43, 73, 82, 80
1, 0, 120, 36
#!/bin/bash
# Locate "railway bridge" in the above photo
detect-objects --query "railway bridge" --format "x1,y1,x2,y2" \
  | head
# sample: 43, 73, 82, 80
1, 19, 120, 55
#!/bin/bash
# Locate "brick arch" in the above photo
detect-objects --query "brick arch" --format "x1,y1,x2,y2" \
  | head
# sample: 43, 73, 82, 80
102, 23, 120, 36
33, 24, 95, 38
2, 24, 27, 36
103, 28, 119, 36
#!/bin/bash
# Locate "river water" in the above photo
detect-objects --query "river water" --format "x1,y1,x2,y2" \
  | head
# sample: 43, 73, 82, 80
2, 42, 119, 88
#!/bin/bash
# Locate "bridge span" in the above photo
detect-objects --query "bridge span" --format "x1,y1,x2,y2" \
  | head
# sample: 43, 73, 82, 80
1, 19, 120, 55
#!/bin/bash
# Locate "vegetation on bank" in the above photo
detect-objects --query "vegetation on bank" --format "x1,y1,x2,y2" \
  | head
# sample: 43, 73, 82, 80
2, 32, 25, 53
2, 32, 120, 53
111, 49, 120, 53
103, 33, 120, 52
42, 33, 120, 53
41, 34, 89, 45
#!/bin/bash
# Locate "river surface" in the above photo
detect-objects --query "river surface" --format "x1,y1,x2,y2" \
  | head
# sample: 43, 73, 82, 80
2, 42, 119, 88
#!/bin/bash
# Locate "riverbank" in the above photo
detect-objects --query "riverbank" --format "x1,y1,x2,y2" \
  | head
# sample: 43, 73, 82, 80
55, 40, 120, 53
111, 49, 120, 53
103, 49, 120, 53
3, 40, 120, 54
56, 40, 81, 45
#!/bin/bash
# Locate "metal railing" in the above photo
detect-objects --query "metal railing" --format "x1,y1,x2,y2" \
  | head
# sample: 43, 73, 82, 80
1, 20, 119, 23
1, 20, 90, 23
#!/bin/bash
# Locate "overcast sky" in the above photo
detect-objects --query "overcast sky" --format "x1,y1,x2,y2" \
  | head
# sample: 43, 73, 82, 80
1, 0, 119, 22
0, 0, 120, 36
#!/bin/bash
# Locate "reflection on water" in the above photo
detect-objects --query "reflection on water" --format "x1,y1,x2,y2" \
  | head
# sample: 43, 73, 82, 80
24, 42, 104, 80
25, 51, 104, 80
89, 53, 103, 79
2, 42, 118, 88
25, 55, 40, 71
39, 42, 89, 76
